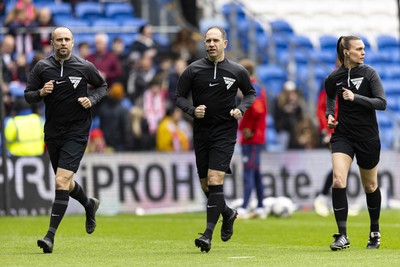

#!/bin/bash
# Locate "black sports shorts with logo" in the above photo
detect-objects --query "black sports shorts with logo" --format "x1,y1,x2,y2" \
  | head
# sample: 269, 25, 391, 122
193, 134, 236, 178
330, 134, 380, 169
45, 135, 88, 173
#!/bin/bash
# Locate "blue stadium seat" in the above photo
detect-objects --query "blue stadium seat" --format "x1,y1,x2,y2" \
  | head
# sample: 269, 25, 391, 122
91, 18, 120, 28
121, 18, 148, 28
385, 65, 400, 79
386, 95, 400, 112
382, 79, 400, 96
270, 20, 294, 37
199, 17, 228, 34
58, 18, 90, 29
221, 2, 246, 21
289, 34, 314, 52
75, 2, 104, 22
364, 52, 390, 66
256, 64, 287, 96
105, 2, 134, 19
46, 2, 72, 18
74, 33, 96, 48
318, 35, 337, 52
376, 34, 399, 53
311, 50, 337, 70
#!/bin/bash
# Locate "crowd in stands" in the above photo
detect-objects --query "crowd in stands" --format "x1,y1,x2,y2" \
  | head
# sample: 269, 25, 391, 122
2, 0, 331, 156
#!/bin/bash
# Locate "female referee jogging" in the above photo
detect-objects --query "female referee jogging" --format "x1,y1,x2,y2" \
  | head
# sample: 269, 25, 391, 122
325, 35, 386, 251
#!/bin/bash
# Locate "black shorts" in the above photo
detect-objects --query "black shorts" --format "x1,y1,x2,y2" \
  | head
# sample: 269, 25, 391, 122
193, 135, 236, 178
330, 134, 380, 169
45, 135, 88, 173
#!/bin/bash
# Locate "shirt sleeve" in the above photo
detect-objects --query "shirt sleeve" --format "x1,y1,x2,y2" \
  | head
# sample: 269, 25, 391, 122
175, 67, 196, 117
236, 71, 256, 114
325, 76, 337, 118
86, 61, 108, 106
24, 62, 44, 104
353, 68, 386, 110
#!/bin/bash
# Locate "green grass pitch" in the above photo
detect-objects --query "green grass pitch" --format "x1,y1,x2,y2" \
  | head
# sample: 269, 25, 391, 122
1, 210, 399, 267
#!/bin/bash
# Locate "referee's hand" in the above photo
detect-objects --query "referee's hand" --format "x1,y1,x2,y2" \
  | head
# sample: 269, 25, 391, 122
78, 97, 92, 109
230, 108, 242, 120
195, 105, 207, 118
39, 80, 54, 97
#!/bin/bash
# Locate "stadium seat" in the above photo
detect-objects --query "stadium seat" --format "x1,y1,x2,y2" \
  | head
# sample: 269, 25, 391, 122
47, 2, 72, 18
318, 35, 337, 52
386, 95, 400, 112
75, 2, 104, 22
269, 19, 294, 37
273, 34, 290, 55
199, 17, 228, 34
385, 65, 400, 80
91, 18, 120, 28
58, 18, 90, 29
310, 50, 337, 70
105, 2, 135, 19
221, 2, 246, 21
256, 64, 287, 96
121, 18, 148, 28
364, 52, 390, 66
289, 34, 314, 52
382, 79, 400, 96
376, 34, 399, 53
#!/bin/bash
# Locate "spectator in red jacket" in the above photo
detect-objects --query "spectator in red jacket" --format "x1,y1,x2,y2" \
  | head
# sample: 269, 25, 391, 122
237, 59, 268, 219
85, 32, 123, 87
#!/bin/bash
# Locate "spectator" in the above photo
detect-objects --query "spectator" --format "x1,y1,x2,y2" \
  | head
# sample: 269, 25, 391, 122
143, 73, 169, 136
237, 58, 268, 219
170, 27, 201, 64
156, 105, 191, 152
128, 23, 159, 62
289, 113, 319, 149
87, 128, 106, 153
32, 7, 56, 55
128, 106, 154, 151
273, 80, 306, 150
78, 42, 91, 59
125, 49, 157, 106
5, 98, 44, 156
4, 3, 37, 56
0, 34, 16, 84
85, 32, 123, 86
166, 58, 187, 103
97, 82, 131, 152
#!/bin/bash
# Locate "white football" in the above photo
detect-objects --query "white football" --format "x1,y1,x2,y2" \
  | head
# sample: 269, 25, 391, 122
271, 196, 296, 218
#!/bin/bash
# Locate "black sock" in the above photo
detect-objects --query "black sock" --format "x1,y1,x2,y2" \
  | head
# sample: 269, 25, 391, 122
366, 187, 381, 233
69, 182, 91, 209
204, 185, 225, 238
332, 187, 348, 235
321, 171, 333, 196
45, 190, 69, 242
203, 189, 231, 219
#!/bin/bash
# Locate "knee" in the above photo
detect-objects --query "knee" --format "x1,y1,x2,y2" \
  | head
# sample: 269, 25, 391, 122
55, 175, 71, 190
363, 183, 378, 193
332, 175, 346, 188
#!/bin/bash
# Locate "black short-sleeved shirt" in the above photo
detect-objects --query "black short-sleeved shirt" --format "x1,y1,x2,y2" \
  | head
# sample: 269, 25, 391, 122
175, 57, 256, 140
25, 55, 107, 138
325, 64, 386, 141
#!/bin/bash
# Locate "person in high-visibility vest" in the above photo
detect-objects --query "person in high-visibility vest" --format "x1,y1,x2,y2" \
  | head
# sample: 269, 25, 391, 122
5, 99, 44, 156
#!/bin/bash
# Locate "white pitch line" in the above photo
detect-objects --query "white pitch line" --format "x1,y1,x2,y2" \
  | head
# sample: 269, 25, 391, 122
228, 256, 255, 259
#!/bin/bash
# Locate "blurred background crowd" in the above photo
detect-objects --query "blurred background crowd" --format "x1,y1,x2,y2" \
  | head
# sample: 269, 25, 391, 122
1, 0, 399, 156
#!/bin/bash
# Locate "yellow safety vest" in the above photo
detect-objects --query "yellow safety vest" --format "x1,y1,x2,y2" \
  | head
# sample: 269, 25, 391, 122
5, 114, 44, 156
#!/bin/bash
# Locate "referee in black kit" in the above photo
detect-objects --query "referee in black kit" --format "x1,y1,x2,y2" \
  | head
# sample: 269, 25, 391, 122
325, 35, 386, 251
175, 26, 256, 253
24, 26, 108, 253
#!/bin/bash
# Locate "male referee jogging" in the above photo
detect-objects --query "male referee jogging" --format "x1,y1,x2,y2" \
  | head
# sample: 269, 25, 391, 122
175, 26, 256, 253
25, 26, 108, 253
